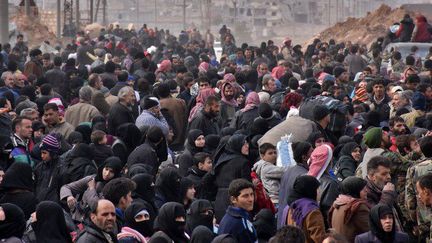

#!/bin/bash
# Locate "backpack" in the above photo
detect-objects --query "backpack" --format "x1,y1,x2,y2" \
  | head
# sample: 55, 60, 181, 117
299, 95, 348, 133
251, 171, 276, 214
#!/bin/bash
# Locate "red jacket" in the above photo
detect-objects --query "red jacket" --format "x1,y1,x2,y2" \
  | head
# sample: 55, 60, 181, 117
412, 16, 431, 42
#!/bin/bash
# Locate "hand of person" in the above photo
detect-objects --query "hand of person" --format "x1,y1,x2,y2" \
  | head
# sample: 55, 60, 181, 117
383, 182, 395, 191
67, 196, 76, 209
88, 178, 96, 190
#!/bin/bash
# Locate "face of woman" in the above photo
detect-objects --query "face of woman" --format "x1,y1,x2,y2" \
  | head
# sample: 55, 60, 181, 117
314, 137, 325, 148
380, 214, 394, 232
236, 94, 245, 105
241, 142, 249, 156
102, 167, 115, 181
351, 147, 362, 162
186, 186, 196, 201
194, 135, 205, 148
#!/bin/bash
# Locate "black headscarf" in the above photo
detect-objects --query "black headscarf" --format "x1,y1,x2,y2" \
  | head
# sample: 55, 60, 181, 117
116, 123, 141, 151
75, 124, 92, 144
287, 175, 321, 205
1, 162, 34, 191
0, 203, 26, 239
179, 177, 195, 208
124, 201, 155, 237
369, 204, 395, 243
146, 126, 168, 163
340, 142, 360, 158
153, 202, 188, 243
211, 234, 237, 243
220, 127, 236, 137
341, 176, 367, 199
33, 201, 72, 243
306, 132, 325, 148
204, 134, 220, 156
253, 208, 276, 241
95, 156, 123, 182
155, 167, 181, 203
186, 199, 214, 234
132, 173, 155, 203
186, 129, 205, 154
191, 225, 215, 243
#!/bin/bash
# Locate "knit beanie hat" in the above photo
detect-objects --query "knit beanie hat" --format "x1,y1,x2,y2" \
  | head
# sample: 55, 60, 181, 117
333, 66, 346, 78
40, 134, 61, 154
142, 96, 160, 110
341, 176, 367, 198
308, 144, 333, 179
412, 92, 426, 111
313, 105, 331, 121
363, 127, 383, 149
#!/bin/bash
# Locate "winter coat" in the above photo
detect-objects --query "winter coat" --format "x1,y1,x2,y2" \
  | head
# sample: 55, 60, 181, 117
186, 165, 208, 199
189, 110, 220, 136
213, 135, 252, 222
135, 110, 169, 137
411, 16, 432, 42
127, 142, 160, 176
90, 143, 114, 167
329, 195, 370, 243
107, 102, 136, 135
34, 158, 63, 203
76, 221, 118, 243
334, 155, 358, 181
286, 208, 326, 243
45, 119, 75, 140
277, 164, 308, 228
354, 231, 409, 243
65, 102, 100, 128
218, 206, 257, 243
23, 60, 43, 79
252, 159, 286, 204
318, 174, 341, 228
230, 107, 259, 131
160, 97, 187, 148
396, 16, 415, 42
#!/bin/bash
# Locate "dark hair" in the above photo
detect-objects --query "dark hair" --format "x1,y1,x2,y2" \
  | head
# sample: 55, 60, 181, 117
102, 177, 136, 206
392, 51, 401, 60
228, 178, 254, 198
259, 143, 276, 155
288, 77, 299, 90
389, 116, 404, 127
12, 116, 31, 132
372, 78, 385, 87
117, 71, 129, 82
43, 102, 58, 112
53, 56, 62, 66
105, 61, 116, 73
367, 156, 391, 175
193, 152, 211, 166
418, 173, 432, 191
406, 74, 420, 84
157, 82, 171, 98
420, 136, 432, 158
91, 130, 106, 144
268, 226, 306, 243
406, 55, 415, 66
40, 83, 52, 96
205, 95, 219, 107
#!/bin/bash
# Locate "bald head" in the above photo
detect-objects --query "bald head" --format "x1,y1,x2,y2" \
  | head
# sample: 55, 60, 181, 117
91, 199, 116, 232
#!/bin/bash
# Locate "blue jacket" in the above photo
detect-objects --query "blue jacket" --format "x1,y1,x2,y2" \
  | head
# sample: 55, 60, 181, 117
218, 206, 257, 243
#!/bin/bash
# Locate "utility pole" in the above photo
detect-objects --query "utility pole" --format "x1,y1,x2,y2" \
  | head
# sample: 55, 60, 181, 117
56, 0, 61, 38
90, 0, 94, 23
102, 0, 106, 25
154, 0, 157, 26
25, 0, 31, 17
183, 0, 186, 30
76, 0, 80, 30
0, 0, 9, 45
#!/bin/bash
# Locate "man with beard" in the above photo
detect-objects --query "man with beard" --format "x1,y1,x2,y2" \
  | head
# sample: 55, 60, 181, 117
76, 199, 118, 243
107, 87, 136, 135
364, 156, 404, 232
389, 116, 408, 136
189, 95, 220, 136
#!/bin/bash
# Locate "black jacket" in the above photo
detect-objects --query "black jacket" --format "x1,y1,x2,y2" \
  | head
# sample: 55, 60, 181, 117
319, 174, 340, 228
107, 102, 136, 135
231, 108, 259, 131
34, 158, 63, 203
127, 142, 160, 177
189, 110, 220, 136
186, 165, 208, 199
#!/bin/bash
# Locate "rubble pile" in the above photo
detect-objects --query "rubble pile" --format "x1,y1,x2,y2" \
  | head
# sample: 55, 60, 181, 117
10, 14, 58, 48
308, 4, 413, 47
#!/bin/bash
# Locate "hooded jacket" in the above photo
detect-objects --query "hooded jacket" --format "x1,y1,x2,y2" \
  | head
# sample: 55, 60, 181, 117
154, 167, 182, 209
0, 163, 38, 219
334, 142, 361, 181
252, 159, 286, 204
176, 129, 204, 177
213, 134, 252, 222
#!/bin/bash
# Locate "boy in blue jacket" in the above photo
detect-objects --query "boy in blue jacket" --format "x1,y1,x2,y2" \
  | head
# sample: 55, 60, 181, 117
218, 178, 258, 243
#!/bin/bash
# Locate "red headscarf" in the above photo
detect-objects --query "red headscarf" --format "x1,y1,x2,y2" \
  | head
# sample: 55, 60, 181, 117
221, 82, 238, 107
188, 88, 216, 122
241, 92, 260, 112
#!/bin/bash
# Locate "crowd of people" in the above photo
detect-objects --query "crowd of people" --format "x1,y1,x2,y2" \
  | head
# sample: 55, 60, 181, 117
1, 18, 432, 243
